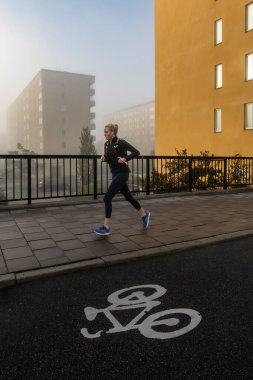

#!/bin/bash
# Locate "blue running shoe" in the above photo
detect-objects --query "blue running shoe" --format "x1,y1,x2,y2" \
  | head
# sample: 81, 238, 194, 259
142, 211, 150, 229
94, 225, 111, 236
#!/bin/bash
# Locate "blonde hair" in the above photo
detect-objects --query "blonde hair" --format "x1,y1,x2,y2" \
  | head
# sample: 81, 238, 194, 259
105, 123, 118, 136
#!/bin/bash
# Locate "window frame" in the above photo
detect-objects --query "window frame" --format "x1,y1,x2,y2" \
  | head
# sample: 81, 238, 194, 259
214, 18, 222, 45
246, 2, 253, 32
246, 52, 253, 81
244, 103, 253, 130
215, 64, 223, 89
214, 108, 222, 133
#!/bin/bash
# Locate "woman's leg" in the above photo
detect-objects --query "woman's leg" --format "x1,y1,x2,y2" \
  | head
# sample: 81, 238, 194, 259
120, 183, 150, 227
103, 172, 129, 227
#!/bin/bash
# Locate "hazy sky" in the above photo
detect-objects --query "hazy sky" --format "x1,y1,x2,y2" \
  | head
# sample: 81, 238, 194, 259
0, 0, 154, 142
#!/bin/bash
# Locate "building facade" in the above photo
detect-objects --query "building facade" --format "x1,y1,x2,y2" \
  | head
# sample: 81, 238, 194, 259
103, 101, 155, 155
155, 0, 253, 156
6, 69, 96, 154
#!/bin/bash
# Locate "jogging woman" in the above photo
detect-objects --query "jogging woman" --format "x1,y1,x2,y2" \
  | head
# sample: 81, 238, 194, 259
94, 124, 150, 236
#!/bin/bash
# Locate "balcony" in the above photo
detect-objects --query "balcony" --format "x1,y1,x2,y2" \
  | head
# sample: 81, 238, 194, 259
89, 121, 96, 130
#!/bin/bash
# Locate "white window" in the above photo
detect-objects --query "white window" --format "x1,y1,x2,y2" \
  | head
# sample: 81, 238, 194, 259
215, 64, 223, 88
215, 19, 222, 44
38, 104, 43, 112
246, 2, 253, 31
245, 103, 253, 129
246, 53, 253, 80
39, 129, 43, 137
214, 108, 222, 132
38, 92, 42, 100
39, 117, 43, 125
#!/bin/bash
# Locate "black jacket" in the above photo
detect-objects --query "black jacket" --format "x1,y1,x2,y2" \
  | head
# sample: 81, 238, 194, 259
104, 137, 140, 174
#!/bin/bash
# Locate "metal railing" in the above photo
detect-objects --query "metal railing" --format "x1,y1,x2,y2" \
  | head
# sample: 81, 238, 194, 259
0, 154, 253, 204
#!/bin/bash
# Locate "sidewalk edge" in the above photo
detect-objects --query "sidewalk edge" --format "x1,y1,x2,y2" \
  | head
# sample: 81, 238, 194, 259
1, 229, 253, 289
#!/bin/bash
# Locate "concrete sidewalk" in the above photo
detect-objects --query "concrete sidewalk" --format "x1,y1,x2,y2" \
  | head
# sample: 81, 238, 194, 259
1, 190, 253, 288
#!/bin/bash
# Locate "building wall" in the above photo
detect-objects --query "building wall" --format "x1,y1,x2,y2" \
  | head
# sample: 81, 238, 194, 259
6, 69, 95, 154
103, 101, 155, 155
155, 0, 253, 156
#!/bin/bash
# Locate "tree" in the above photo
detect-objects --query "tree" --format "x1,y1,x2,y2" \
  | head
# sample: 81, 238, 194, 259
79, 127, 96, 155
79, 127, 97, 189
8, 143, 36, 155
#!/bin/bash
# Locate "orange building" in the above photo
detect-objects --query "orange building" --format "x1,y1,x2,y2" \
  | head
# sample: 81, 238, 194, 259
155, 0, 253, 156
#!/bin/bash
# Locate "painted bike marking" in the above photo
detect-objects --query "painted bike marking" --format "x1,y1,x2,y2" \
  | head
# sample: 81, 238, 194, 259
81, 284, 202, 340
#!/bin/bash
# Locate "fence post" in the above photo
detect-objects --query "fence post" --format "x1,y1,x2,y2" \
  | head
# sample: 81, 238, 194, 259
223, 158, 227, 189
27, 157, 32, 204
146, 158, 150, 195
188, 157, 193, 192
93, 157, 97, 199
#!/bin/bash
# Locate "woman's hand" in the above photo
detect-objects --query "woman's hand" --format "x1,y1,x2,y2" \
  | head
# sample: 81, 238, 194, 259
101, 155, 107, 162
117, 157, 126, 164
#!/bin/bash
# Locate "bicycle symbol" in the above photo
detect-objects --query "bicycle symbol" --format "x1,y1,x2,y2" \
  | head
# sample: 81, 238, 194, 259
81, 284, 202, 340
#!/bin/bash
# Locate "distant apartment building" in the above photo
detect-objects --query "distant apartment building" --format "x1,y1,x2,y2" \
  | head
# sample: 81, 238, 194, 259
103, 101, 155, 155
156, 0, 253, 156
6, 69, 96, 154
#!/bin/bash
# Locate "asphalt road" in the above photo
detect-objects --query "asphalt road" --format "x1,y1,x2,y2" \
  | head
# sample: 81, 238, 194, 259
0, 237, 253, 380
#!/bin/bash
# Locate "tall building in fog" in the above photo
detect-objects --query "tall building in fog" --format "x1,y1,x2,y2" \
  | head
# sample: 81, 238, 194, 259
103, 101, 155, 155
6, 69, 96, 154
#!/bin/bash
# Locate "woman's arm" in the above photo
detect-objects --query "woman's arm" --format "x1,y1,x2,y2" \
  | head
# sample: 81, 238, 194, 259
120, 139, 140, 161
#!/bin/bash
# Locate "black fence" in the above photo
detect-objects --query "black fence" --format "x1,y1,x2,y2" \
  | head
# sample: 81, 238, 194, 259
0, 154, 253, 204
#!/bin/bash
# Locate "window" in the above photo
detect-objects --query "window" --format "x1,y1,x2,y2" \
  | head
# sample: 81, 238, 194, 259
38, 104, 42, 112
215, 19, 222, 44
39, 117, 43, 125
214, 108, 222, 132
245, 103, 253, 129
246, 2, 253, 31
246, 53, 253, 80
215, 64, 223, 88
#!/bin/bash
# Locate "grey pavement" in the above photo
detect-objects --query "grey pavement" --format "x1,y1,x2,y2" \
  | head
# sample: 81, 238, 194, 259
1, 190, 253, 288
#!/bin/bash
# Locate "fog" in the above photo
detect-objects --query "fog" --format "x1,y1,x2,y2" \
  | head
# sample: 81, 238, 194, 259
0, 0, 154, 151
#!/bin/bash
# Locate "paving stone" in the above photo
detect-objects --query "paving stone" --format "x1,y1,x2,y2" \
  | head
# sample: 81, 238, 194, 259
113, 241, 141, 253
44, 226, 68, 234
0, 231, 23, 241
0, 238, 28, 249
50, 232, 76, 242
6, 256, 40, 272
39, 257, 70, 268
107, 234, 128, 243
70, 227, 91, 235
0, 226, 20, 233
19, 226, 45, 233
34, 247, 65, 261
57, 239, 85, 250
16, 221, 40, 227
128, 235, 157, 244
29, 239, 56, 250
65, 248, 96, 262
3, 246, 33, 260
0, 221, 16, 228
77, 233, 100, 243
24, 232, 50, 241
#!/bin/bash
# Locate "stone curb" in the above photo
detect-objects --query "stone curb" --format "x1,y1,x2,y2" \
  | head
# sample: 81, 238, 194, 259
1, 229, 253, 289
0, 274, 16, 289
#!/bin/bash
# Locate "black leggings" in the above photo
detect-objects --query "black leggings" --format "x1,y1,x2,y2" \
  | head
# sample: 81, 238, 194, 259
103, 172, 141, 218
